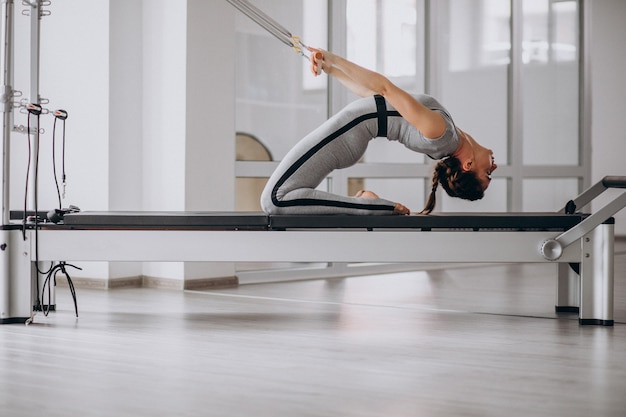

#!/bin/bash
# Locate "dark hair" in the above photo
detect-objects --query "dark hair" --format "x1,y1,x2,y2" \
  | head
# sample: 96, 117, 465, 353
419, 156, 484, 214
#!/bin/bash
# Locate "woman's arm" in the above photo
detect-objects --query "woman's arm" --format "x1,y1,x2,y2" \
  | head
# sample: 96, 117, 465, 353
310, 50, 374, 97
312, 48, 447, 139
322, 65, 376, 98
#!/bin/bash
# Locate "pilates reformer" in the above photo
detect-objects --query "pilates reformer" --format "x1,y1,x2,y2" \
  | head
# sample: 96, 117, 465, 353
1, 176, 624, 326
0, 2, 624, 327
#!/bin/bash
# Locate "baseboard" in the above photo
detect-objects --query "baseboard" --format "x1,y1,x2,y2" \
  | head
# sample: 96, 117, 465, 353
54, 275, 238, 291
109, 276, 144, 289
183, 276, 239, 290
55, 275, 110, 290
141, 275, 185, 290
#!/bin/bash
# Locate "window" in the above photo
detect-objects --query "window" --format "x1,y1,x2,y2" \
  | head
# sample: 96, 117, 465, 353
234, 0, 587, 214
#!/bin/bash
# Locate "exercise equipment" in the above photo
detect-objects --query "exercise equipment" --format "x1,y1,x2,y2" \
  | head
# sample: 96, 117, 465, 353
0, 175, 623, 326
0, 2, 623, 328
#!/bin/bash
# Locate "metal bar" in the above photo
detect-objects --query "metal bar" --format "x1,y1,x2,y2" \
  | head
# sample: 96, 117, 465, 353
27, 0, 40, 210
327, 0, 346, 115
226, 0, 310, 58
0, 229, 9, 320
2, 228, 34, 322
560, 179, 606, 213
30, 228, 581, 264
560, 176, 626, 213
556, 192, 626, 249
1, 0, 14, 225
424, 0, 440, 98
29, 0, 39, 103
579, 0, 592, 191
579, 223, 614, 325
509, 0, 524, 211
0, 0, 13, 320
227, 0, 293, 40
227, 0, 293, 48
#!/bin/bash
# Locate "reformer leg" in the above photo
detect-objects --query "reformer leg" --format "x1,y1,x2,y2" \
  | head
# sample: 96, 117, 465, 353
579, 224, 614, 326
0, 229, 35, 324
555, 262, 579, 313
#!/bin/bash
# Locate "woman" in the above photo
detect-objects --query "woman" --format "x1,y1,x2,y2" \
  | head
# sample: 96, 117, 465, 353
260, 48, 497, 215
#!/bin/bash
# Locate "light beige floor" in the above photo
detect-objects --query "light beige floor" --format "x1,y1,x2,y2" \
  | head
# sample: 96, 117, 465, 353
1, 244, 625, 417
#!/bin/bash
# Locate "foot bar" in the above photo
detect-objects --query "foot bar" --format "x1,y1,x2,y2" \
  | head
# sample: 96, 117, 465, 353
543, 176, 626, 260
562, 175, 626, 214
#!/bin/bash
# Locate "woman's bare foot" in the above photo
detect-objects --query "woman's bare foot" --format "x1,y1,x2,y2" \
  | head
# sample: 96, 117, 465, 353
394, 203, 410, 215
355, 189, 410, 214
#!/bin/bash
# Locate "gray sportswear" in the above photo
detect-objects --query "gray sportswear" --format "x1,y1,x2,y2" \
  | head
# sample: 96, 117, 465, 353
260, 94, 459, 215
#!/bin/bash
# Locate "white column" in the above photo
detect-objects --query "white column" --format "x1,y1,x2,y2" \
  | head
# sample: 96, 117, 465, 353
141, 0, 237, 288
107, 0, 144, 285
183, 0, 237, 287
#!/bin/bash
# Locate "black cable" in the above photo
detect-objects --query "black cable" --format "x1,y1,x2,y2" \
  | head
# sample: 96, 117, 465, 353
41, 262, 81, 317
61, 117, 67, 198
51, 110, 68, 209
52, 116, 62, 209
22, 113, 32, 240
32, 115, 53, 277
27, 110, 51, 311
24, 111, 45, 311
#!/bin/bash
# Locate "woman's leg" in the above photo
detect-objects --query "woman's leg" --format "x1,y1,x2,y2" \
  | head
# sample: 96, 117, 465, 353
260, 97, 397, 215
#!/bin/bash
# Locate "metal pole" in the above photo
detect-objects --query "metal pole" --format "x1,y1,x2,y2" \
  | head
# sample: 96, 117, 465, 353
1, 0, 13, 225
509, 0, 524, 211
0, 0, 13, 321
579, 223, 614, 325
579, 0, 592, 191
28, 0, 41, 211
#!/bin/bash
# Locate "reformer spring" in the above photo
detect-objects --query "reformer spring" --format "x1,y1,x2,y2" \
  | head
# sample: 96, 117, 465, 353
226, 0, 320, 66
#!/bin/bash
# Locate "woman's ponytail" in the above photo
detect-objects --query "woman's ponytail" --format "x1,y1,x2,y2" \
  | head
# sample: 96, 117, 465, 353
419, 166, 441, 214
419, 156, 484, 215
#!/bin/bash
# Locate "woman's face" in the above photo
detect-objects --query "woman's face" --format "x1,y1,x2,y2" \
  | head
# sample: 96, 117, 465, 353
465, 133, 497, 190
473, 146, 497, 190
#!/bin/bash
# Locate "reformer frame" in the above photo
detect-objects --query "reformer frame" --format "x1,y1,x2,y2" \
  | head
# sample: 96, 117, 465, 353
0, 2, 624, 327
1, 176, 625, 325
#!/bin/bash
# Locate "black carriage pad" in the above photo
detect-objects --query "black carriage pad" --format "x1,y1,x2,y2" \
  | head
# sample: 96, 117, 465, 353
61, 211, 600, 232
62, 211, 270, 230
268, 212, 592, 231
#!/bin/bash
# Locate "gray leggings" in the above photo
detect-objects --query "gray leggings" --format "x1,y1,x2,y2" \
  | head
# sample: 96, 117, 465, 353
260, 95, 398, 215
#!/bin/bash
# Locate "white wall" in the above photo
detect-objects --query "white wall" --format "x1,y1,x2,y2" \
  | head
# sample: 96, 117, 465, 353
12, 0, 110, 212
590, 0, 626, 236
10, 0, 237, 284
16, 0, 112, 278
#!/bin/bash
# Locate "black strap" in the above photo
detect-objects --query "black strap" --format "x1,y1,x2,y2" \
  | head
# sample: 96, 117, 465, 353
374, 94, 387, 137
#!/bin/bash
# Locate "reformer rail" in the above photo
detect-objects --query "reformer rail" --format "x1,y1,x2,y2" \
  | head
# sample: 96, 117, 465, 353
0, 176, 624, 326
